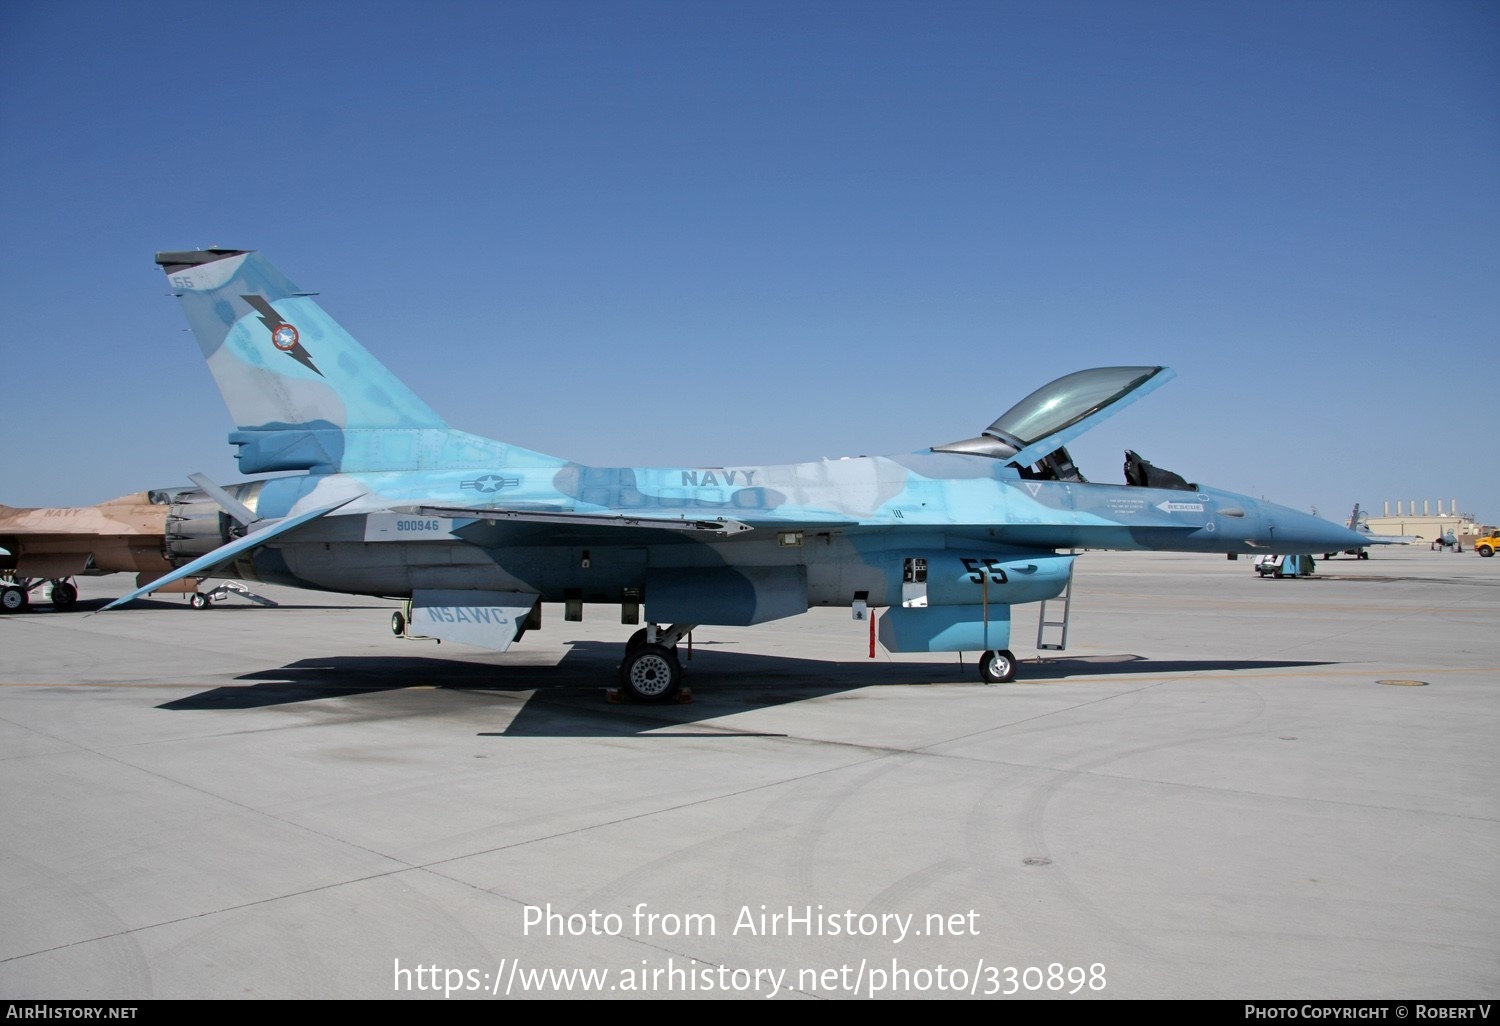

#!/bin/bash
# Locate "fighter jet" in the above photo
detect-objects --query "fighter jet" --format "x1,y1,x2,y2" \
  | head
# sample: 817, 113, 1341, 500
0, 488, 260, 611
1321, 503, 1373, 560
1, 493, 180, 610
105, 248, 1376, 699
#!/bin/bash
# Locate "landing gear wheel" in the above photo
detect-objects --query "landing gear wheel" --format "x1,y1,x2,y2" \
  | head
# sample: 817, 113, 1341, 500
979, 649, 1017, 684
391, 610, 407, 636
1, 586, 27, 613
190, 592, 211, 610
620, 644, 682, 702
50, 581, 78, 610
625, 628, 649, 652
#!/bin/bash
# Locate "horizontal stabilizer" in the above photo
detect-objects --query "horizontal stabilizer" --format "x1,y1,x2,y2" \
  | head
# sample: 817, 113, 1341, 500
100, 497, 359, 610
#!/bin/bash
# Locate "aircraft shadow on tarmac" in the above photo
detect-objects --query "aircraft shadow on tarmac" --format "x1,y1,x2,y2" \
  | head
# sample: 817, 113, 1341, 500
153, 644, 1334, 738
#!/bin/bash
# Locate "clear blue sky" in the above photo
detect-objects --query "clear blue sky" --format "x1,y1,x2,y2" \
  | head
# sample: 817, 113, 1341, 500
2, 0, 1496, 526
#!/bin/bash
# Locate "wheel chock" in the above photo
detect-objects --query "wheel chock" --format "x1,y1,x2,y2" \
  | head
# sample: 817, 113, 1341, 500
605, 687, 694, 704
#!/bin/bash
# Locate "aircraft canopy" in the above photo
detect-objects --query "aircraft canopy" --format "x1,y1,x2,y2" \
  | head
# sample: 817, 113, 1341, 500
935, 365, 1175, 472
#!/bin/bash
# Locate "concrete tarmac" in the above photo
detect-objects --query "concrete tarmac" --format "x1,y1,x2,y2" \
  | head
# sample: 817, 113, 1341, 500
1, 546, 1495, 1000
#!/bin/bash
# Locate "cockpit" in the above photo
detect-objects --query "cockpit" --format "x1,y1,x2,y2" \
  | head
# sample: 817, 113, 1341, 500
933, 365, 1196, 490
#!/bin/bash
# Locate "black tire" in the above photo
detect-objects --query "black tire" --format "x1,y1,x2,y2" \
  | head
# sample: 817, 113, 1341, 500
979, 649, 1017, 684
190, 593, 211, 609
620, 643, 682, 701
391, 610, 406, 636
1, 586, 26, 613
625, 627, 649, 652
1479, 545, 1494, 558
50, 581, 79, 610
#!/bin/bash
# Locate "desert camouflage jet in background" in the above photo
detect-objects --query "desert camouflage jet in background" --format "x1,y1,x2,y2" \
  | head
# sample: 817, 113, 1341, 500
1, 488, 272, 612
104, 248, 1378, 699
0, 493, 172, 611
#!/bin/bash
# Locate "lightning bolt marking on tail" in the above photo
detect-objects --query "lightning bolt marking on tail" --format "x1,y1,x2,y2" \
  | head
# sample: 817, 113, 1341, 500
241, 294, 323, 376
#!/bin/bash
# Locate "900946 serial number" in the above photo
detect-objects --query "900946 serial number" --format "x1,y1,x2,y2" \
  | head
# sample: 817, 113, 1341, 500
396, 519, 443, 531
362, 514, 455, 542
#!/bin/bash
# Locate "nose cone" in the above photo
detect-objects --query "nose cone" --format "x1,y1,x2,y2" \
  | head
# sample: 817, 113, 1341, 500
1260, 503, 1369, 553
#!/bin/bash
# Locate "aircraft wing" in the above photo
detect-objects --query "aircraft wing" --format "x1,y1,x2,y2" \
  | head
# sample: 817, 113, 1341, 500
100, 497, 360, 609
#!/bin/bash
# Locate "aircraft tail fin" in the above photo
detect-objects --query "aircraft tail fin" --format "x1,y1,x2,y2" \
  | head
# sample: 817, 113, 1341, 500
157, 249, 465, 474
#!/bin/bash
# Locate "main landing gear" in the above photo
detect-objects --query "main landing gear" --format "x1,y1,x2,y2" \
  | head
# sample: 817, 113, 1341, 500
0, 576, 79, 612
50, 580, 79, 609
618, 624, 697, 702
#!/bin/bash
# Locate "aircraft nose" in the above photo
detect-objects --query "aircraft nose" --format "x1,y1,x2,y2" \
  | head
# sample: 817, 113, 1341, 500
1263, 505, 1368, 553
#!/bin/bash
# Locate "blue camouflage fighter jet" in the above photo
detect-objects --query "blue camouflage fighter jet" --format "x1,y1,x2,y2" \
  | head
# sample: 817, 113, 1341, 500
107, 248, 1376, 700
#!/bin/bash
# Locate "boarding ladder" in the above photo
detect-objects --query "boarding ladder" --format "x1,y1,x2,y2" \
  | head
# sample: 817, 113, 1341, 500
1035, 551, 1076, 652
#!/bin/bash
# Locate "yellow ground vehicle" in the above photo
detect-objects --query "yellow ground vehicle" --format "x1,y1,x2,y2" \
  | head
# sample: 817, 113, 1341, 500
1475, 533, 1500, 557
